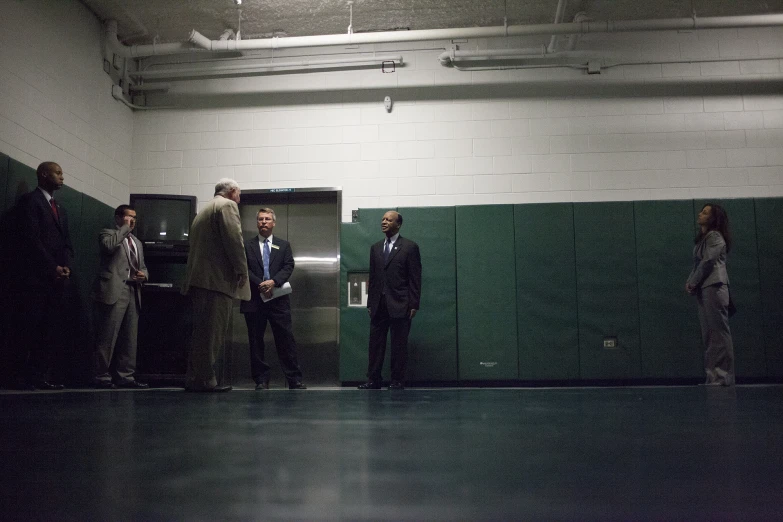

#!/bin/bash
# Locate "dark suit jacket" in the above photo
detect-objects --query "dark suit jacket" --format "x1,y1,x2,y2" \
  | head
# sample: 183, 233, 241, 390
240, 235, 295, 314
368, 235, 421, 319
13, 188, 73, 290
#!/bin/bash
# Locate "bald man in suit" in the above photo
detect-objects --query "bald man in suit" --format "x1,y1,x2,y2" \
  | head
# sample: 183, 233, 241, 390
6, 162, 73, 390
359, 210, 421, 391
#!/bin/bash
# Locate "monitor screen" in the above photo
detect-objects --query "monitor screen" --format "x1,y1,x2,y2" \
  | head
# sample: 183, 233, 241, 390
129, 194, 196, 247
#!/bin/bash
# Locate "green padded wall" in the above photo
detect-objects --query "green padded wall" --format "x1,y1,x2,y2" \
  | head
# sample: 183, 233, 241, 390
5, 158, 37, 208
339, 208, 390, 382
635, 200, 703, 378
456, 205, 518, 380
514, 203, 579, 380
398, 206, 458, 382
695, 199, 766, 378
0, 154, 8, 213
574, 202, 641, 379
755, 198, 783, 377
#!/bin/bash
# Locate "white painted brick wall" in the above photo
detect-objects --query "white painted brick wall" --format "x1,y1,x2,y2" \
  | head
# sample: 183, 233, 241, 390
121, 28, 783, 221
0, 0, 132, 208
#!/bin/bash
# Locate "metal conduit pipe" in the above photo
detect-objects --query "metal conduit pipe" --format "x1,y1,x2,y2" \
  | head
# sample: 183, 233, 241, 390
130, 55, 404, 79
439, 47, 548, 66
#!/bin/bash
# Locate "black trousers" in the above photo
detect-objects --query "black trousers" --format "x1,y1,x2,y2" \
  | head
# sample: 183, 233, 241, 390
5, 285, 69, 385
367, 298, 411, 382
243, 296, 302, 385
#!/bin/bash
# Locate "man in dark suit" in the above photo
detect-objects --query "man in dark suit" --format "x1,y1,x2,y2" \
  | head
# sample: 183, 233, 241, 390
6, 162, 73, 390
91, 205, 149, 389
359, 210, 421, 390
240, 208, 306, 390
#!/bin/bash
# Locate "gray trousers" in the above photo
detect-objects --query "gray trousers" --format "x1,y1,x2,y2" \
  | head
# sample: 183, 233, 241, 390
186, 287, 232, 390
94, 284, 139, 383
697, 284, 735, 385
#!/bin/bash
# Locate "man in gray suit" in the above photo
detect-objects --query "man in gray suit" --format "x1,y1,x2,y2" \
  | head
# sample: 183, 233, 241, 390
91, 205, 149, 389
182, 178, 250, 392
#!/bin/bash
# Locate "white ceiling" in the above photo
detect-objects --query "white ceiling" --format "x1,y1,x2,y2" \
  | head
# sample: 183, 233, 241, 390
80, 0, 783, 46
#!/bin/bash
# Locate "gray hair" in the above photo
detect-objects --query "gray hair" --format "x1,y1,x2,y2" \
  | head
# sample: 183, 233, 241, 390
214, 178, 240, 197
257, 207, 276, 222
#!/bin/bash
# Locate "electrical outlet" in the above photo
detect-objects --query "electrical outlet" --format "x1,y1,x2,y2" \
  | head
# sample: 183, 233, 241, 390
603, 337, 618, 349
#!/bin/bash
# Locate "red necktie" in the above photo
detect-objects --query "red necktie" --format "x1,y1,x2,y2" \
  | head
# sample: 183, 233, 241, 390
50, 198, 59, 221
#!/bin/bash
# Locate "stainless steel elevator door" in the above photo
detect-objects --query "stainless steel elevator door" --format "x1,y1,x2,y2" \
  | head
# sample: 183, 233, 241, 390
233, 191, 340, 387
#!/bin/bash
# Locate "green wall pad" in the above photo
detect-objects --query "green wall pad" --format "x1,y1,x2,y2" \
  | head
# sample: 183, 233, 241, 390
574, 202, 641, 379
755, 198, 783, 377
695, 199, 766, 378
398, 206, 458, 381
456, 205, 518, 380
514, 203, 579, 380
0, 153, 8, 213
635, 200, 702, 378
339, 208, 390, 382
5, 158, 37, 209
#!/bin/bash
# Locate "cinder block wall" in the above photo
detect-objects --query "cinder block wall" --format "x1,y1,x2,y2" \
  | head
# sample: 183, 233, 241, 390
0, 0, 133, 209
128, 29, 783, 220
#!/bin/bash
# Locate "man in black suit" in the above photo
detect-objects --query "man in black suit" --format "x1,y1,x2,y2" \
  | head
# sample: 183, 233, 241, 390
359, 210, 422, 390
6, 162, 73, 390
240, 208, 306, 390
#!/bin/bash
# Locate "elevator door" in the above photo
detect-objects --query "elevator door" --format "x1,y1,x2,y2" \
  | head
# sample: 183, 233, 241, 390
232, 190, 340, 387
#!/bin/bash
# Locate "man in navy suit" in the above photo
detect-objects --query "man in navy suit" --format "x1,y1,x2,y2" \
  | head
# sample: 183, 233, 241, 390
359, 210, 422, 390
6, 162, 73, 390
240, 208, 306, 390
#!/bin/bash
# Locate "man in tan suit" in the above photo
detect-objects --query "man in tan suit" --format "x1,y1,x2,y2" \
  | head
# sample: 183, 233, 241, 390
91, 205, 149, 389
182, 178, 250, 392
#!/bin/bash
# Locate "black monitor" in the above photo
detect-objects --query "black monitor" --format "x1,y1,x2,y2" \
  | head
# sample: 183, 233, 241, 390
128, 194, 197, 252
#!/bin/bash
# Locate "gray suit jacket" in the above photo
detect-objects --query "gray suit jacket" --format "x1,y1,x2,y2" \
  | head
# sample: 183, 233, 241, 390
182, 195, 250, 301
91, 224, 148, 306
687, 230, 729, 289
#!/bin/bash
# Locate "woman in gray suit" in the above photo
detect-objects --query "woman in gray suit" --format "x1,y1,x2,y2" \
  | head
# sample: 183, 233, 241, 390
685, 203, 734, 386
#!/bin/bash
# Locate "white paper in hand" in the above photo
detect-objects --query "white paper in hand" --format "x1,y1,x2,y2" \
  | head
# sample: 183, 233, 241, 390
261, 282, 292, 302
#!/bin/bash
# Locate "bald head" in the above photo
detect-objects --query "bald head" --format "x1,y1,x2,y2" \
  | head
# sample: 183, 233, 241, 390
36, 162, 64, 193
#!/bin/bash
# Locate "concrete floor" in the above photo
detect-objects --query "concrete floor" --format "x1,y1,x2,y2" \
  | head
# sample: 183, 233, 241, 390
1, 385, 782, 521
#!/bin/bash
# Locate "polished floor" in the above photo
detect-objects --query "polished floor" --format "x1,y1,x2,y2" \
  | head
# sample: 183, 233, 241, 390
1, 385, 782, 521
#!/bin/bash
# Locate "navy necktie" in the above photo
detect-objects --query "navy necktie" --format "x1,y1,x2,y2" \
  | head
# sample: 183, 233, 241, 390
263, 239, 271, 280
384, 239, 392, 262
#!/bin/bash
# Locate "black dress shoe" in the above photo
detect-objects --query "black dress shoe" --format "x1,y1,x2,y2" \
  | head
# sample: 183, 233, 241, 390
288, 382, 307, 390
388, 381, 405, 390
33, 381, 64, 390
92, 381, 116, 389
357, 381, 382, 390
255, 381, 270, 390
116, 381, 149, 389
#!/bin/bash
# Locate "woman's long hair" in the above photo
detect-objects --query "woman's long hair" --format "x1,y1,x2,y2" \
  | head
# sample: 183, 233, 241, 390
695, 202, 732, 253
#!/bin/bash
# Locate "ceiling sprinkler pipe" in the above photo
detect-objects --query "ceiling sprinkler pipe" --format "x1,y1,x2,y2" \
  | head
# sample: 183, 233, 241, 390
114, 14, 783, 58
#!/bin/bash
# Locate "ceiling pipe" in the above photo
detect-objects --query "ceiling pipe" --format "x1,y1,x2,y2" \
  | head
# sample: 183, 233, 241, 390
104, 13, 783, 60
129, 55, 404, 80
105, 20, 202, 58
566, 12, 590, 50
184, 14, 783, 54
546, 0, 568, 54
439, 47, 601, 68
